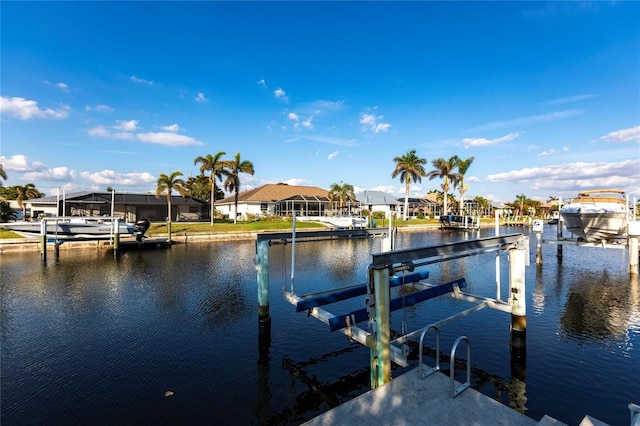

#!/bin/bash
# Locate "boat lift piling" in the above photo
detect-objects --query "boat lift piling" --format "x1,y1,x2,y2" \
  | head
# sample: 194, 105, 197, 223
256, 226, 528, 390
113, 218, 121, 258
40, 218, 47, 264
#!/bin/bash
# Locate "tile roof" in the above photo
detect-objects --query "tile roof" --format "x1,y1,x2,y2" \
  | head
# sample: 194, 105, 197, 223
217, 184, 329, 204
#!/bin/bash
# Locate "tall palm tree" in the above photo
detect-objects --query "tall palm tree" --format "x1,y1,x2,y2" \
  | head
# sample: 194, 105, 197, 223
155, 171, 186, 225
452, 155, 475, 214
328, 181, 356, 215
194, 151, 231, 226
426, 156, 461, 215
392, 149, 427, 221
223, 152, 255, 224
15, 183, 42, 219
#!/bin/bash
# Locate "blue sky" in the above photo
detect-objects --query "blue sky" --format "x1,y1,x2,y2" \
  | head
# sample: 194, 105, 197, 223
1, 1, 639, 204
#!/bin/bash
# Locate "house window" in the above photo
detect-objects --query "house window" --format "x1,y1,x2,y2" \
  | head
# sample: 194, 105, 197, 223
260, 203, 268, 211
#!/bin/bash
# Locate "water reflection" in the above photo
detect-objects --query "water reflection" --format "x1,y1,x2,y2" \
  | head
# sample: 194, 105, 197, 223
1, 231, 639, 426
560, 269, 640, 350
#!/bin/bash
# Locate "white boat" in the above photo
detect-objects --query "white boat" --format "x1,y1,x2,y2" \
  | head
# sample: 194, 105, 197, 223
318, 216, 368, 229
1, 216, 150, 241
559, 189, 628, 242
439, 215, 479, 230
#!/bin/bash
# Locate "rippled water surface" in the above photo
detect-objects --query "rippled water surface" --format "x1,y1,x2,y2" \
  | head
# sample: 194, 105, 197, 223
1, 226, 638, 425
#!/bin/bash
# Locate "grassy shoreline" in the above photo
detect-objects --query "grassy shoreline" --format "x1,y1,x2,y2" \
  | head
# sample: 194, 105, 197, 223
0, 217, 514, 240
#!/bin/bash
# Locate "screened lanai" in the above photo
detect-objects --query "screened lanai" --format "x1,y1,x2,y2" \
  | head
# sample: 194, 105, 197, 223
274, 194, 331, 217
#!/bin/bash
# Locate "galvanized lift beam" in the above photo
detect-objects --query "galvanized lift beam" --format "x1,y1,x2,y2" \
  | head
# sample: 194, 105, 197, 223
295, 270, 430, 312
328, 278, 467, 332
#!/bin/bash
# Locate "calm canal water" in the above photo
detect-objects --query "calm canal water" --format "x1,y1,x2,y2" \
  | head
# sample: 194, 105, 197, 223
1, 226, 638, 425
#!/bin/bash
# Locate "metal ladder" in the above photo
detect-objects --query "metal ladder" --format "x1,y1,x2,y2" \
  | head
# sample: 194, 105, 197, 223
419, 324, 471, 398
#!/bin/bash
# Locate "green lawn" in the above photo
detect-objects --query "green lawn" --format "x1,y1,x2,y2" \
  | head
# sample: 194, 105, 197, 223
0, 216, 505, 240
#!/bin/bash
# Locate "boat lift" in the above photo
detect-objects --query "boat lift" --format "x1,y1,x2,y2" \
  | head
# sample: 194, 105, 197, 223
256, 222, 529, 390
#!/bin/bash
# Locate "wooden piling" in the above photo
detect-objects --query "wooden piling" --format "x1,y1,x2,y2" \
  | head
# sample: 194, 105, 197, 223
113, 218, 120, 258
369, 265, 391, 389
256, 239, 271, 336
509, 247, 526, 352
40, 219, 47, 264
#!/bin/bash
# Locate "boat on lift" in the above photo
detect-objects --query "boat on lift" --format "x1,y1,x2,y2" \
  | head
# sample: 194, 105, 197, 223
1, 216, 150, 242
559, 189, 628, 242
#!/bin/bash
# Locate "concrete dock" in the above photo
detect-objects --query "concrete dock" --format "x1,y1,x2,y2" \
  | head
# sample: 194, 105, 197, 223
303, 368, 578, 426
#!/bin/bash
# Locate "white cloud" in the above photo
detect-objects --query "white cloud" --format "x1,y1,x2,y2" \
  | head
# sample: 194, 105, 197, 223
599, 125, 640, 143
287, 111, 313, 130
274, 88, 288, 102
538, 149, 556, 157
79, 169, 156, 186
136, 132, 204, 146
1, 154, 47, 173
111, 132, 135, 140
327, 151, 339, 160
85, 104, 114, 112
463, 131, 522, 148
309, 100, 344, 112
543, 94, 597, 105
44, 80, 69, 92
23, 166, 76, 182
486, 159, 640, 194
114, 119, 138, 131
298, 134, 357, 147
360, 111, 391, 133
130, 75, 154, 85
1, 154, 75, 183
474, 110, 581, 131
195, 92, 208, 103
161, 123, 180, 132
0, 96, 70, 120
257, 79, 266, 87
88, 125, 110, 137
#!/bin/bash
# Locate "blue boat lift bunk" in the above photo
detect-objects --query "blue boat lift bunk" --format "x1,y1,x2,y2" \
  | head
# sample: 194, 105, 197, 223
258, 231, 529, 388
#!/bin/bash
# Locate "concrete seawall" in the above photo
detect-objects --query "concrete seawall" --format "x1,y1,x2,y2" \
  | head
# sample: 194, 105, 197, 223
0, 232, 261, 254
0, 223, 504, 255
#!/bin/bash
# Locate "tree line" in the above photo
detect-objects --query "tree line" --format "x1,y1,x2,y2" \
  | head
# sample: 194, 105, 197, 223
0, 155, 592, 224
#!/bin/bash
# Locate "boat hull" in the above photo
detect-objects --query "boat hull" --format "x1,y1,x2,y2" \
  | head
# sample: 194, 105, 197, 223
560, 210, 627, 242
319, 217, 367, 229
439, 215, 479, 230
2, 220, 135, 241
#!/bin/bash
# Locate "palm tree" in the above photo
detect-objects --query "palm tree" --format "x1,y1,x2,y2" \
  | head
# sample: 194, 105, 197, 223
391, 149, 427, 221
223, 152, 255, 224
155, 171, 186, 229
328, 181, 356, 215
473, 195, 492, 216
194, 152, 231, 226
0, 164, 7, 185
515, 193, 528, 219
426, 156, 461, 215
15, 183, 42, 219
452, 155, 475, 214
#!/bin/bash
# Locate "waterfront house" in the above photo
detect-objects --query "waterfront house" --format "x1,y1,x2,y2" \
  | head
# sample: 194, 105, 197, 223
215, 183, 334, 220
355, 190, 400, 218
24, 191, 207, 222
